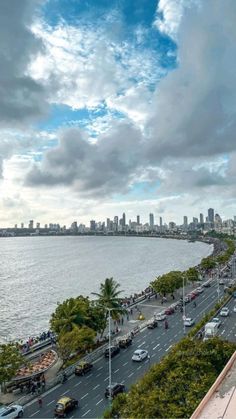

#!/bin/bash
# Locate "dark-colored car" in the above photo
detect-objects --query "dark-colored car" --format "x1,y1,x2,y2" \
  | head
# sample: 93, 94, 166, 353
75, 361, 93, 376
54, 397, 78, 417
104, 346, 120, 358
164, 307, 174, 315
105, 383, 125, 398
147, 320, 158, 329
203, 281, 211, 287
119, 337, 132, 348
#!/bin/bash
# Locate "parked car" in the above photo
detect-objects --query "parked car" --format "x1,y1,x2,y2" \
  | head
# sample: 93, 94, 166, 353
155, 312, 166, 321
203, 281, 211, 287
75, 361, 93, 376
196, 287, 204, 293
147, 319, 158, 329
105, 346, 120, 358
119, 337, 132, 348
220, 307, 230, 317
184, 296, 190, 303
132, 349, 149, 362
219, 279, 225, 285
211, 317, 221, 328
105, 383, 125, 398
184, 318, 195, 327
54, 397, 78, 417
188, 293, 196, 301
0, 405, 24, 418
164, 307, 175, 315
233, 306, 236, 313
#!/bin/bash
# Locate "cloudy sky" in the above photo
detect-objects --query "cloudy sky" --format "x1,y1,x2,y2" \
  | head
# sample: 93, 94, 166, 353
0, 0, 236, 227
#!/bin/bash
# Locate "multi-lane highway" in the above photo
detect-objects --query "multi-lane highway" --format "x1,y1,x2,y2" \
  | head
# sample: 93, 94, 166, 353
25, 280, 236, 418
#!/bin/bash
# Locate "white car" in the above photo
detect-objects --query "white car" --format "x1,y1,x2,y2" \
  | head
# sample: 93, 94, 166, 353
233, 306, 236, 313
196, 287, 204, 293
220, 307, 230, 317
155, 312, 166, 321
212, 317, 221, 328
0, 405, 24, 418
184, 318, 195, 327
132, 349, 149, 362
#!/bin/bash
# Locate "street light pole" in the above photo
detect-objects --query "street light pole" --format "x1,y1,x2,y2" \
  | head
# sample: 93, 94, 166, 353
108, 308, 112, 403
216, 263, 220, 303
183, 276, 186, 335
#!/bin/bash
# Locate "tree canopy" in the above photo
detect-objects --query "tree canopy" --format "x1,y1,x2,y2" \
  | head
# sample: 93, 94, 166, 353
0, 343, 25, 389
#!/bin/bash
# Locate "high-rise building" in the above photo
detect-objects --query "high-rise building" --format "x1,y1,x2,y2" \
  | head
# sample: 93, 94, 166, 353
90, 220, 96, 231
149, 213, 154, 230
193, 217, 198, 224
208, 208, 214, 223
122, 212, 126, 227
200, 213, 204, 224
137, 215, 140, 225
29, 220, 34, 229
183, 216, 188, 226
21, 223, 24, 229
159, 217, 163, 232
36, 222, 40, 229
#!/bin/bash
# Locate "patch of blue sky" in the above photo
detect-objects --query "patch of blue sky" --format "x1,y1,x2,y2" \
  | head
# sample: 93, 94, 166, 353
113, 181, 160, 202
36, 103, 126, 135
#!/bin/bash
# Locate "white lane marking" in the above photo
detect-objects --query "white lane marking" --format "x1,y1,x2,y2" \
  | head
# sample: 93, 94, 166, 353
128, 372, 134, 378
68, 375, 74, 380
92, 384, 100, 390
96, 398, 103, 405
24, 384, 61, 407
153, 343, 160, 350
140, 329, 146, 333
74, 381, 82, 387
166, 345, 173, 352
123, 362, 128, 366
86, 373, 92, 379
138, 341, 146, 348
222, 329, 225, 334
82, 409, 91, 417
95, 373, 101, 378
29, 411, 40, 417
114, 368, 120, 373
104, 376, 109, 381
137, 365, 142, 370
151, 353, 155, 358
174, 334, 178, 338
98, 366, 103, 371
158, 348, 162, 351
61, 389, 70, 396
81, 393, 89, 400
46, 399, 55, 406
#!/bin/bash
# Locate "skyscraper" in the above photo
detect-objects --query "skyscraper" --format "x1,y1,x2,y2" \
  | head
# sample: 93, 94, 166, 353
200, 213, 204, 224
159, 217, 163, 232
137, 215, 140, 225
183, 216, 188, 226
149, 213, 154, 230
208, 208, 214, 223
122, 212, 126, 227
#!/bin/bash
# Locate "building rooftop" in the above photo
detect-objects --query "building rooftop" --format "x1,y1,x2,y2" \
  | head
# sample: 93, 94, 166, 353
191, 351, 236, 419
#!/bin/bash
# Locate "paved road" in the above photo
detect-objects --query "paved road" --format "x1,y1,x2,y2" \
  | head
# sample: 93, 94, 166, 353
24, 280, 236, 418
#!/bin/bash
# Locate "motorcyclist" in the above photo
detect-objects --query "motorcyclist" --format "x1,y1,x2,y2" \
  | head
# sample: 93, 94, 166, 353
62, 372, 67, 383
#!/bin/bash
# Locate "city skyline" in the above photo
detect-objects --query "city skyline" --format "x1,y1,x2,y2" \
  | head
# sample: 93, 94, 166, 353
0, 1, 236, 226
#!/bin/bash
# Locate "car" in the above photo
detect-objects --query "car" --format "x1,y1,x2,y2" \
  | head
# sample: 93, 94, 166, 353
233, 306, 236, 313
212, 317, 221, 328
196, 287, 204, 293
54, 397, 78, 418
219, 279, 225, 285
0, 405, 24, 418
105, 383, 125, 398
132, 349, 149, 361
187, 293, 196, 301
147, 319, 158, 329
119, 337, 132, 348
184, 296, 190, 303
184, 318, 195, 327
104, 346, 120, 358
203, 281, 211, 287
75, 361, 93, 376
164, 307, 175, 315
155, 312, 166, 321
220, 307, 230, 317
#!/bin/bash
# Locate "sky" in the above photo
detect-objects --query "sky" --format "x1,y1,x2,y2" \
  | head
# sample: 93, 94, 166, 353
0, 0, 236, 227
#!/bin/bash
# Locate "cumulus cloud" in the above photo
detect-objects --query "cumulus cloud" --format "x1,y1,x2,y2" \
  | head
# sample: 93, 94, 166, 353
26, 0, 236, 203
0, 0, 48, 126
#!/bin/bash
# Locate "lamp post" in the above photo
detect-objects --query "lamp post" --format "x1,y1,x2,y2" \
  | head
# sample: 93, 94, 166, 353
182, 276, 186, 335
216, 262, 220, 303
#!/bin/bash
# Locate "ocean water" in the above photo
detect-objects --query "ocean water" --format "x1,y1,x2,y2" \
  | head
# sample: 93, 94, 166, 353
0, 236, 212, 341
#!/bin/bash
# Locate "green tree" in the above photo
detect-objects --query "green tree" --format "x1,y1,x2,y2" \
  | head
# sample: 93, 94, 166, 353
184, 267, 199, 284
58, 326, 96, 362
50, 296, 90, 335
0, 344, 25, 391
92, 277, 125, 335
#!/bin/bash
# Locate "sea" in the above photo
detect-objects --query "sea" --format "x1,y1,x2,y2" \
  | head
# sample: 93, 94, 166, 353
0, 236, 213, 342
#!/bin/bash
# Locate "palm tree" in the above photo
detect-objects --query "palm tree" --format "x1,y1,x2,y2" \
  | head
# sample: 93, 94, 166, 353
50, 297, 88, 335
92, 277, 126, 335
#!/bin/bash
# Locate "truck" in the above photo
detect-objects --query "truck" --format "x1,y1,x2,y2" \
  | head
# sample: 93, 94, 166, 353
203, 322, 219, 341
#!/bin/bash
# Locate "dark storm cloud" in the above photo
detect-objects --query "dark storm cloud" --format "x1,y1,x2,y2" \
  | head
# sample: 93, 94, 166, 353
26, 123, 144, 196
26, 0, 236, 197
0, 0, 47, 125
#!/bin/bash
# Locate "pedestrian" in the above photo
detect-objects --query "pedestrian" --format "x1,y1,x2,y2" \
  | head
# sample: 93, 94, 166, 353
126, 314, 129, 321
164, 320, 169, 330
193, 301, 197, 308
121, 317, 124, 325
38, 397, 43, 408
130, 308, 133, 315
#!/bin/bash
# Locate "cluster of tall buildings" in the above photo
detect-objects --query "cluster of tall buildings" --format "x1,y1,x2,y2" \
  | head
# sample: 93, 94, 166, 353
8, 208, 236, 237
